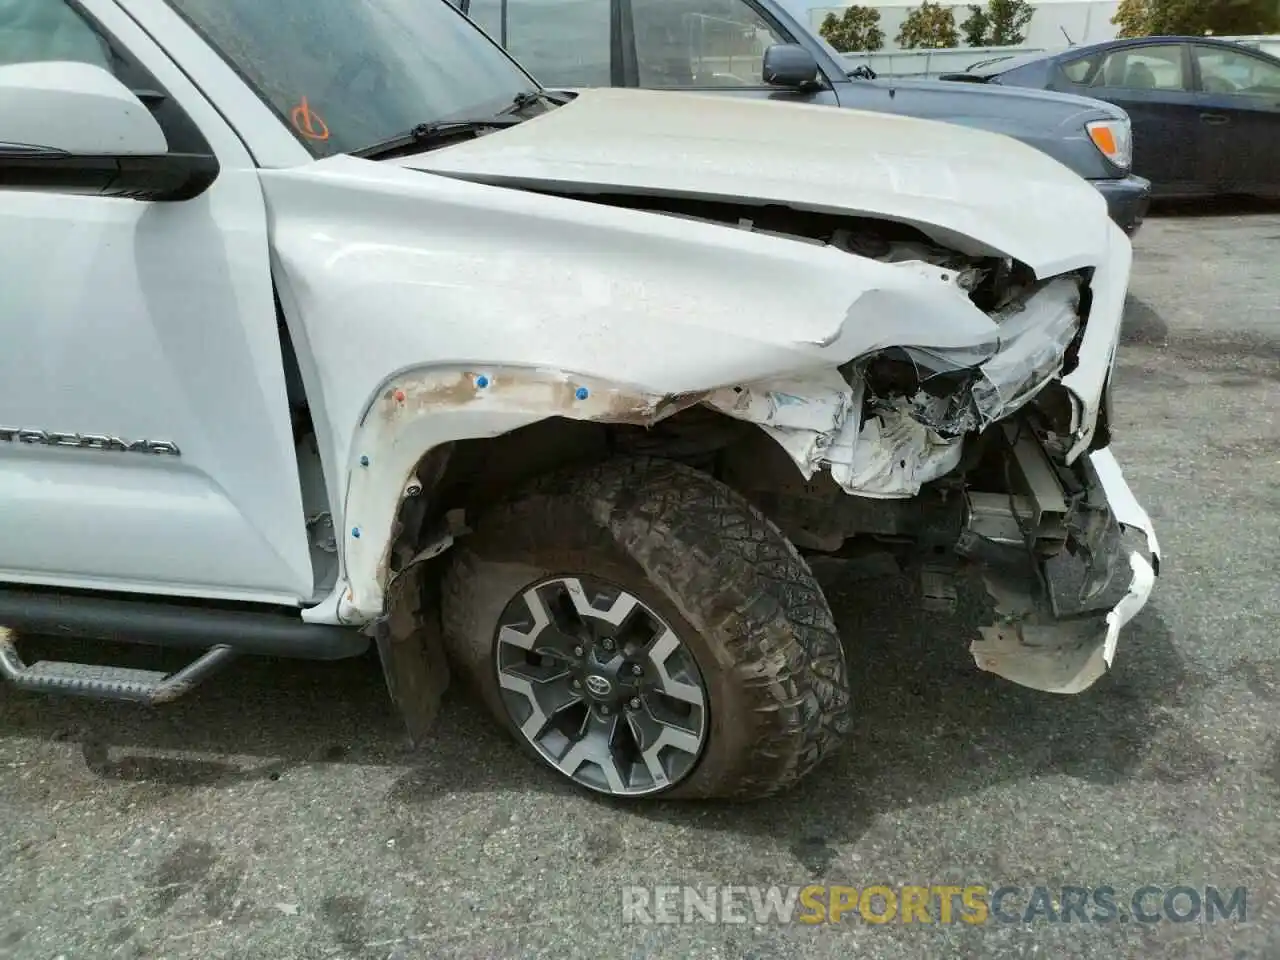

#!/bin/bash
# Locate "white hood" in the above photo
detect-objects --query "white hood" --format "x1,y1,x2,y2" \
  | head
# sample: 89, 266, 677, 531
401, 87, 1111, 278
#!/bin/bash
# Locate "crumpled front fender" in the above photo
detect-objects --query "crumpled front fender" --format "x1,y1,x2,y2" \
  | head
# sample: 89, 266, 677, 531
338, 364, 687, 622
263, 155, 1023, 539
262, 155, 1127, 629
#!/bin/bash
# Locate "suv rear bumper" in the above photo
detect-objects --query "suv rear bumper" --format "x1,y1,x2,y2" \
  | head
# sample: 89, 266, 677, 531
1091, 174, 1152, 236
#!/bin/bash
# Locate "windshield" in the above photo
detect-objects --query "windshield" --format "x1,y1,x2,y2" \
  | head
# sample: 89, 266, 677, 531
164, 0, 540, 157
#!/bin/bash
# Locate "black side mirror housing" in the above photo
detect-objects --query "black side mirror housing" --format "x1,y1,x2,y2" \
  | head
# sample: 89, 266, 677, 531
762, 44, 821, 90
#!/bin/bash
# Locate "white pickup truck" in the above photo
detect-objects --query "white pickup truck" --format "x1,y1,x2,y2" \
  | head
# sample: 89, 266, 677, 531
0, 0, 1159, 801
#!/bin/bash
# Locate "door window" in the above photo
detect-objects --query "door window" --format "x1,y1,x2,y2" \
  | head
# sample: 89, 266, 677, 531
1193, 45, 1280, 98
1093, 44, 1189, 92
0, 0, 114, 71
464, 0, 612, 88
1060, 53, 1100, 85
631, 0, 789, 88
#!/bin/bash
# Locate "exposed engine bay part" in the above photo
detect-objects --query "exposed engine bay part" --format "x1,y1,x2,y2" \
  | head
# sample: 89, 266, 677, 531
569, 194, 1040, 314
705, 404, 1158, 693
961, 447, 1160, 694
703, 273, 1084, 500
705, 369, 962, 500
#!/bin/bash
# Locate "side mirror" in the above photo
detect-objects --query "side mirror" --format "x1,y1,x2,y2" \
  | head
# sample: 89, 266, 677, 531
0, 60, 168, 156
762, 44, 821, 90
0, 61, 217, 201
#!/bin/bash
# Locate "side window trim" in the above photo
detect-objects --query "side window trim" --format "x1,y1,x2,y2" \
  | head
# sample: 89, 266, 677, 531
616, 0, 638, 86
736, 0, 802, 46
721, 0, 830, 89
1177, 41, 1194, 93
1171, 40, 1193, 93
614, 0, 636, 86
1187, 42, 1208, 93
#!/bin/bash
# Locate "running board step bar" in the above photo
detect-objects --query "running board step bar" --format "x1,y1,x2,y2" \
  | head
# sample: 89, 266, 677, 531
0, 587, 368, 660
0, 631, 238, 704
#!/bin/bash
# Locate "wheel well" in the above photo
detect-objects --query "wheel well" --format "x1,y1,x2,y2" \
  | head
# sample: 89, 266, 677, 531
382, 393, 1063, 578
384, 406, 777, 575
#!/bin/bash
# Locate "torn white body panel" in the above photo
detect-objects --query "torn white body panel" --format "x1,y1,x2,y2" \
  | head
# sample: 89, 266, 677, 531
703, 370, 853, 480
704, 371, 965, 499
831, 408, 966, 498
967, 275, 1083, 429
1090, 447, 1162, 560
262, 153, 1026, 524
704, 272, 1087, 499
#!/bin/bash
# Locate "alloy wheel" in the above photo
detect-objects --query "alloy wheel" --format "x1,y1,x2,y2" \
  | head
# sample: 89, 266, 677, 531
492, 575, 709, 796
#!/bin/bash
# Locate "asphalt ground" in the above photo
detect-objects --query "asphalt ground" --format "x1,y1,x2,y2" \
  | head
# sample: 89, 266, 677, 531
1, 208, 1278, 960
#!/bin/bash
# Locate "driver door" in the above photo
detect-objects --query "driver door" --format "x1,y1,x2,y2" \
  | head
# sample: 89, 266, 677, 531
1189, 43, 1280, 196
0, 0, 315, 603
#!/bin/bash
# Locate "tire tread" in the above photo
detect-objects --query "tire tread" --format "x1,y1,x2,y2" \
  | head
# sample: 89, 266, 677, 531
440, 456, 851, 799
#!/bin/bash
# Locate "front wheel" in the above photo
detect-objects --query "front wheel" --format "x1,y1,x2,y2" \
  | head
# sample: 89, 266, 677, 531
439, 456, 852, 800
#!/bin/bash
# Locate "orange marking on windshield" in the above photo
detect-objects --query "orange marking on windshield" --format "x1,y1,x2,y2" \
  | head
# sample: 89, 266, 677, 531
291, 97, 330, 141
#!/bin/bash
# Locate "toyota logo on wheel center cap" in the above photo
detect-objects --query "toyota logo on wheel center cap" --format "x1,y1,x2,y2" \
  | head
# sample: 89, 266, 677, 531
584, 674, 613, 698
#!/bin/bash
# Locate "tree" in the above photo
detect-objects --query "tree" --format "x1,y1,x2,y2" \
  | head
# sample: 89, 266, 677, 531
1111, 0, 1149, 37
819, 5, 886, 52
897, 1, 960, 48
962, 0, 1035, 46
1112, 0, 1280, 37
961, 5, 990, 45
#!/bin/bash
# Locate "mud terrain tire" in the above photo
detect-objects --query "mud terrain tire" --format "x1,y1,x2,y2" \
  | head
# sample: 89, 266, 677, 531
439, 456, 851, 800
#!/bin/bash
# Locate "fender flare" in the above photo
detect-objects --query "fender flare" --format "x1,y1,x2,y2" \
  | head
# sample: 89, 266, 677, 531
335, 362, 697, 623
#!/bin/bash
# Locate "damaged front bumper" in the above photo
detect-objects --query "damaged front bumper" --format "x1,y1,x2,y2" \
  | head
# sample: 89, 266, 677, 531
704, 261, 1159, 695
959, 427, 1160, 694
